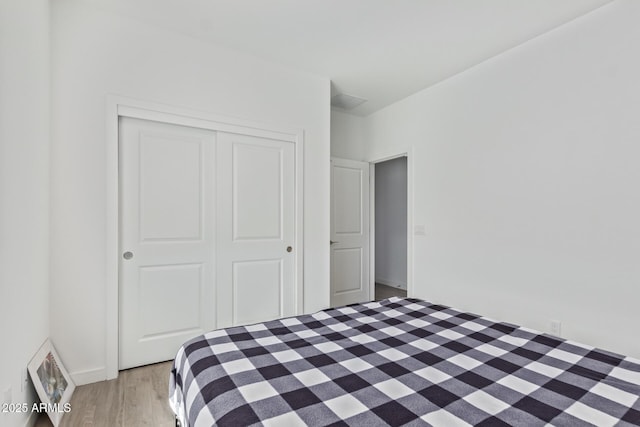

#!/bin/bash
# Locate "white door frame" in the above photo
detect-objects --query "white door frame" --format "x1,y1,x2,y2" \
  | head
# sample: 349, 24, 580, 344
368, 149, 414, 300
105, 95, 304, 379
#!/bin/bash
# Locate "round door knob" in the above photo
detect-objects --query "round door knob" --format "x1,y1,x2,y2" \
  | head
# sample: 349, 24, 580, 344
286, 246, 293, 253
123, 251, 134, 260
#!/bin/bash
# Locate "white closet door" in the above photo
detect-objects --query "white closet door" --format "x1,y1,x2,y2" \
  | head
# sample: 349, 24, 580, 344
330, 157, 370, 306
119, 117, 215, 370
216, 132, 297, 328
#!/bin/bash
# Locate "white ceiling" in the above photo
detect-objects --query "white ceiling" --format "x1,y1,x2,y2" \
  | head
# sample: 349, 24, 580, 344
89, 0, 612, 116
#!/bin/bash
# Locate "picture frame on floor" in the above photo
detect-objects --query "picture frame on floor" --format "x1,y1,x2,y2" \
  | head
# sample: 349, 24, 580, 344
28, 339, 75, 426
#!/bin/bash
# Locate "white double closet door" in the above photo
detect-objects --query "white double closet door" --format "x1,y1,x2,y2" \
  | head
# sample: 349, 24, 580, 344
119, 117, 296, 369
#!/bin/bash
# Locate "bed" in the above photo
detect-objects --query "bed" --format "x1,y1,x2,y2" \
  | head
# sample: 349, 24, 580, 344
169, 297, 640, 426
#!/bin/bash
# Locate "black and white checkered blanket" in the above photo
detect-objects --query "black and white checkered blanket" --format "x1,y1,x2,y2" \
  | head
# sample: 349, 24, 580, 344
169, 297, 640, 426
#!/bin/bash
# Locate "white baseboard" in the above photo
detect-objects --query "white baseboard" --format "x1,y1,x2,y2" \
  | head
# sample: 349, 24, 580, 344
70, 367, 106, 386
376, 277, 407, 290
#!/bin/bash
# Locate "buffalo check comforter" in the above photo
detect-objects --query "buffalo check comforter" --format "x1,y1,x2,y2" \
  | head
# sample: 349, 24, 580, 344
169, 297, 640, 426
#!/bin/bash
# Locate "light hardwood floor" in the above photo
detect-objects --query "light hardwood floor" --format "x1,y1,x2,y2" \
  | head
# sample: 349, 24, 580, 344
33, 290, 404, 427
375, 283, 407, 300
34, 361, 174, 427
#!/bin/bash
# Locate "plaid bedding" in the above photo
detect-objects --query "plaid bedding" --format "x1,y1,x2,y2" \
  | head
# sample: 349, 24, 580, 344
169, 297, 640, 426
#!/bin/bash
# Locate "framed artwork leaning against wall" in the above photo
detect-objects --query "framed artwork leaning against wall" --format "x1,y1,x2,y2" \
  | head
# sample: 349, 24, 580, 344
28, 339, 75, 426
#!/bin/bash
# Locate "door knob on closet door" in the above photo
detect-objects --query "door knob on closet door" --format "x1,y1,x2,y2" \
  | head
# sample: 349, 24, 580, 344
286, 246, 293, 253
123, 251, 134, 260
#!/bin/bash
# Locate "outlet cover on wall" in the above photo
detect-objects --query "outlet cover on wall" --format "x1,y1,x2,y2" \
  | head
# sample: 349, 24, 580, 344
550, 320, 562, 337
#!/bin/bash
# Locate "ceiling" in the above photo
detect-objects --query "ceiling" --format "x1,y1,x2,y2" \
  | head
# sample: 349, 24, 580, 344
89, 0, 613, 116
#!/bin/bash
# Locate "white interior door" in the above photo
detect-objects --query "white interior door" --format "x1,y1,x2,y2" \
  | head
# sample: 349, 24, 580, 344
216, 132, 297, 328
119, 117, 215, 370
330, 158, 370, 306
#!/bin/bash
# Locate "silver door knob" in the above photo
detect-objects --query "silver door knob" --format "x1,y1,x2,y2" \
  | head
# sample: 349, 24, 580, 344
123, 251, 134, 260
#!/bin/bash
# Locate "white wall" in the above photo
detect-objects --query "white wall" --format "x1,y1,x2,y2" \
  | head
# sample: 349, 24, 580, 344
0, 0, 50, 425
362, 0, 640, 358
375, 157, 408, 289
50, 0, 330, 384
331, 110, 365, 161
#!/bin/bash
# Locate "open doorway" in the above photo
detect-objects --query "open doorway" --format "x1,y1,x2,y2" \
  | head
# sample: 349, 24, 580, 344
373, 156, 408, 300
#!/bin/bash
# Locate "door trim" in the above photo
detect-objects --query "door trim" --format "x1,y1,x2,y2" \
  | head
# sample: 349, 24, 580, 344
369, 149, 414, 301
106, 95, 304, 379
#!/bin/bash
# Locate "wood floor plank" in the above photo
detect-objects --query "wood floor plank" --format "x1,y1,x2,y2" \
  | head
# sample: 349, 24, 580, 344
375, 283, 407, 300
34, 362, 173, 427
123, 362, 174, 426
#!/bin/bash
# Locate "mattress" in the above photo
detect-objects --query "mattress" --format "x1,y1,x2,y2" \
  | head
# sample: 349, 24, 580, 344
169, 297, 640, 426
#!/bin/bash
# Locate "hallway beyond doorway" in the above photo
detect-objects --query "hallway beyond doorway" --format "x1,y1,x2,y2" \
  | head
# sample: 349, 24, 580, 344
375, 283, 407, 300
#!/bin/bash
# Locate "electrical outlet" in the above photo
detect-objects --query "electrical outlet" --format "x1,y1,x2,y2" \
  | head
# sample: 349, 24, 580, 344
550, 320, 562, 337
3, 387, 11, 406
